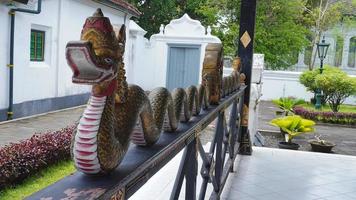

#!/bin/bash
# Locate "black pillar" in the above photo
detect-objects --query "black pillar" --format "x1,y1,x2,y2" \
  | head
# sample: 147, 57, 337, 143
237, 0, 257, 155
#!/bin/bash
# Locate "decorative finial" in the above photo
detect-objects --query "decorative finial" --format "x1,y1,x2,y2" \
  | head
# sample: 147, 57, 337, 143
207, 26, 212, 36
93, 8, 104, 17
159, 24, 164, 35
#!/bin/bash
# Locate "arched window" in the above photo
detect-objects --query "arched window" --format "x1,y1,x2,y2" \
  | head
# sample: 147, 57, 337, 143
348, 36, 356, 68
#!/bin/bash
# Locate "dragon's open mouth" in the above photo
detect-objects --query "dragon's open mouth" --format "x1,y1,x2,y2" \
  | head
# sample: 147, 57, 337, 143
66, 41, 117, 84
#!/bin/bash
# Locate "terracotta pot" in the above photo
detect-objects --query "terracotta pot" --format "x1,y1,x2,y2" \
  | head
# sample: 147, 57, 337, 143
309, 140, 335, 153
278, 141, 300, 150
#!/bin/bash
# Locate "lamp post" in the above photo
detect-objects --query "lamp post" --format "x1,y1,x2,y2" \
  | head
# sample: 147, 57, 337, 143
315, 36, 330, 110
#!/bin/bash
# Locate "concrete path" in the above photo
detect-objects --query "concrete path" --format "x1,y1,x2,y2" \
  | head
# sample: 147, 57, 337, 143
0, 106, 84, 147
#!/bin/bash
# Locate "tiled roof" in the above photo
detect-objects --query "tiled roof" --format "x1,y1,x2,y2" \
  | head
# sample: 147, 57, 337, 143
108, 0, 141, 16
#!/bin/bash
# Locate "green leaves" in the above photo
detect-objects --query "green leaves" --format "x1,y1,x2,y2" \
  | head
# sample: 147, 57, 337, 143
255, 0, 309, 69
300, 66, 356, 112
300, 67, 320, 93
128, 0, 178, 37
128, 0, 353, 70
270, 115, 316, 142
314, 67, 356, 112
272, 97, 305, 116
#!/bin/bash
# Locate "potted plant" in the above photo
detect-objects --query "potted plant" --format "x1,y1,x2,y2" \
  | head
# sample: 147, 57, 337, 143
272, 97, 305, 137
270, 115, 315, 150
309, 135, 335, 153
272, 97, 305, 116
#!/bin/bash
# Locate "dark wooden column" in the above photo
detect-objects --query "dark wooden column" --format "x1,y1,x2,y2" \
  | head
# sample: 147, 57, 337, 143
237, 0, 257, 155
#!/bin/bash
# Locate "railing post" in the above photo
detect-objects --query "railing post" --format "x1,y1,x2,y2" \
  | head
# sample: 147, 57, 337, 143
170, 138, 198, 200
185, 138, 198, 200
237, 0, 257, 155
214, 111, 225, 193
237, 95, 244, 143
228, 99, 238, 172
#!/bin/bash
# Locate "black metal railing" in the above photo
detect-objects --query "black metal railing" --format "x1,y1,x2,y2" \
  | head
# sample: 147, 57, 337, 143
27, 86, 246, 200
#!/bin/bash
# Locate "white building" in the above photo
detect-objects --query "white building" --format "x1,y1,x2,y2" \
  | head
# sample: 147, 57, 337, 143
0, 0, 140, 121
0, 0, 223, 121
127, 14, 221, 91
294, 26, 356, 74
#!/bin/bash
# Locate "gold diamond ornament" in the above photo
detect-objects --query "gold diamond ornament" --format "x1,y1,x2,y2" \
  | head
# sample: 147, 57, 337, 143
240, 31, 251, 48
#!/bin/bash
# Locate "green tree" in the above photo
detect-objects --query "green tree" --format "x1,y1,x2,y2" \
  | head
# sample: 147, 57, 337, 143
300, 66, 337, 103
127, 0, 216, 38
315, 68, 356, 112
127, 0, 178, 37
300, 67, 321, 94
254, 0, 309, 69
128, 0, 353, 70
196, 0, 241, 56
303, 0, 355, 70
300, 66, 356, 112
198, 0, 309, 68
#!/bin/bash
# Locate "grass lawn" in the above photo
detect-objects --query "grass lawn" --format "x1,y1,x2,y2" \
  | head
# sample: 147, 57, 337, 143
0, 160, 75, 200
301, 103, 356, 113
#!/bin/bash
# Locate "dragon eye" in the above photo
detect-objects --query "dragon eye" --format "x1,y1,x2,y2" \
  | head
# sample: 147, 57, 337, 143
104, 58, 113, 64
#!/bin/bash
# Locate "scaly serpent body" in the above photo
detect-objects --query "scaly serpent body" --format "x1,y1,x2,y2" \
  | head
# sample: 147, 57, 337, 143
67, 9, 238, 175
74, 84, 208, 174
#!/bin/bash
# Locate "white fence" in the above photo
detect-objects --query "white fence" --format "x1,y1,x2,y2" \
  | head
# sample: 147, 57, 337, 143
260, 70, 356, 105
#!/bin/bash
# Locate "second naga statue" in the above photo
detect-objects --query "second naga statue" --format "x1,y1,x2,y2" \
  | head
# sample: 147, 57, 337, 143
65, 9, 239, 175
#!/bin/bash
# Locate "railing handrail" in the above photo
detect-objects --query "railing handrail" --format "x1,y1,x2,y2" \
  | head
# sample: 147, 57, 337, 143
26, 86, 246, 200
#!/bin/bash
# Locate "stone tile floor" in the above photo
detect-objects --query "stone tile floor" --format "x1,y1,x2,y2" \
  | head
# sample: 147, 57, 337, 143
131, 146, 356, 200
224, 147, 356, 200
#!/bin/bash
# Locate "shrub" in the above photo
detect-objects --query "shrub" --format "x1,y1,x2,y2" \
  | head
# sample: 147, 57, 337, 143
293, 106, 356, 125
0, 125, 75, 189
315, 70, 356, 112
300, 66, 356, 112
299, 67, 329, 105
272, 97, 305, 116
300, 68, 320, 94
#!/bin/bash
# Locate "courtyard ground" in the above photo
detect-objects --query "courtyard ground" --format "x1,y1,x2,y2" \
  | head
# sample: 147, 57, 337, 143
1, 102, 356, 199
257, 101, 356, 156
0, 106, 84, 147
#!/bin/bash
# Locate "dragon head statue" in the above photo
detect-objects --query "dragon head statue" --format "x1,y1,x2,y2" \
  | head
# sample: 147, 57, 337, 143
66, 8, 127, 100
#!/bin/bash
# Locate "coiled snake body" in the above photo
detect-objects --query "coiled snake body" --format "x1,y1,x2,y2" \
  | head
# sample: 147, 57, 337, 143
66, 9, 238, 175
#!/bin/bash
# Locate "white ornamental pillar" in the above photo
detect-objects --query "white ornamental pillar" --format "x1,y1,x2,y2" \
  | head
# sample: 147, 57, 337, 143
249, 54, 264, 141
296, 49, 306, 70
325, 37, 335, 66
341, 35, 351, 68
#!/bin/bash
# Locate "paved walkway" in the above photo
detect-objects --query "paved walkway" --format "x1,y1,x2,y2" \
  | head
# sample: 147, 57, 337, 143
224, 147, 356, 200
0, 106, 84, 147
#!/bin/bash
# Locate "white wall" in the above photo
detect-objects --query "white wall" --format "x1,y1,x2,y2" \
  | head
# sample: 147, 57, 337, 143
0, 5, 10, 110
128, 14, 221, 91
0, 0, 132, 110
261, 70, 356, 105
56, 0, 131, 97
